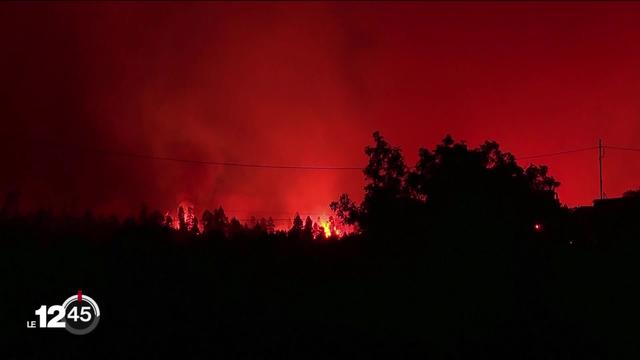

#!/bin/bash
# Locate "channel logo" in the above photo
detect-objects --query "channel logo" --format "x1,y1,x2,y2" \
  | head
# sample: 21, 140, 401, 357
27, 290, 100, 335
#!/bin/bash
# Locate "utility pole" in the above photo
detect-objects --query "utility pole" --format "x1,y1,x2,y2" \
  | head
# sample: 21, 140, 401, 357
598, 139, 603, 200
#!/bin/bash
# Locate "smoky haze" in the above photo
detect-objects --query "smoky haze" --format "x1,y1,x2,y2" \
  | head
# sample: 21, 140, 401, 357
2, 2, 640, 217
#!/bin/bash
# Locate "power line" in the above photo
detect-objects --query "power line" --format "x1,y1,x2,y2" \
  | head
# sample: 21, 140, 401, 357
8, 135, 636, 170
84, 144, 611, 166
13, 136, 362, 171
515, 146, 598, 160
79, 148, 363, 171
87, 144, 601, 165
604, 145, 640, 153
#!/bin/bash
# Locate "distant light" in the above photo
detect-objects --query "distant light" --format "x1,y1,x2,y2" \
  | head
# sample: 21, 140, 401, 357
534, 223, 543, 232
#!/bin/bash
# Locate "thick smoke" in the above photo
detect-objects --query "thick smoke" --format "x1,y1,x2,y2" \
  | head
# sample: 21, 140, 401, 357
2, 2, 640, 217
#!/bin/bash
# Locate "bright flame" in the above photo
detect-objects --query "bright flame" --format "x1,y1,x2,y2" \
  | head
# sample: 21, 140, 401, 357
166, 203, 349, 238
317, 216, 344, 238
164, 201, 198, 231
318, 219, 332, 238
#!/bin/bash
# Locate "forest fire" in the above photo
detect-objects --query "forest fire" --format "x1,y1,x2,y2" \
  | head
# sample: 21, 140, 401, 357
317, 216, 341, 238
318, 218, 333, 238
164, 201, 198, 231
164, 202, 348, 239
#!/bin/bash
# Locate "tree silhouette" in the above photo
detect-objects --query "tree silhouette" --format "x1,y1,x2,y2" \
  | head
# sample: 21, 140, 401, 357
178, 205, 187, 232
202, 206, 228, 235
227, 217, 244, 238
312, 219, 322, 239
332, 132, 563, 240
266, 216, 276, 234
289, 212, 303, 238
191, 216, 200, 235
331, 131, 414, 237
201, 209, 214, 231
163, 214, 174, 229
303, 216, 314, 241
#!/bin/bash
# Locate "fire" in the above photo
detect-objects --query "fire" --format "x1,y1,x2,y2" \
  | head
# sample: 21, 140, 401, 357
318, 218, 332, 238
165, 202, 350, 239
317, 216, 343, 238
163, 211, 177, 229
164, 201, 198, 231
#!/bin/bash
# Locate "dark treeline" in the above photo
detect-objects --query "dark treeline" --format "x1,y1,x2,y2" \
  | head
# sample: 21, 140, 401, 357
3, 132, 640, 359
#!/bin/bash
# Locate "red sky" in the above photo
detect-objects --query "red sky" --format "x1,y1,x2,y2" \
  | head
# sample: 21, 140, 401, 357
1, 2, 640, 219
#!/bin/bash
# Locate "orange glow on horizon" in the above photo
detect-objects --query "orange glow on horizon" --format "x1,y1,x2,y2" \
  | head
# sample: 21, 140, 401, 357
167, 202, 350, 238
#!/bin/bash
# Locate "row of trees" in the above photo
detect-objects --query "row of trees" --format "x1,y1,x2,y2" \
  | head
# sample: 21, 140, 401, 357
160, 205, 340, 241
